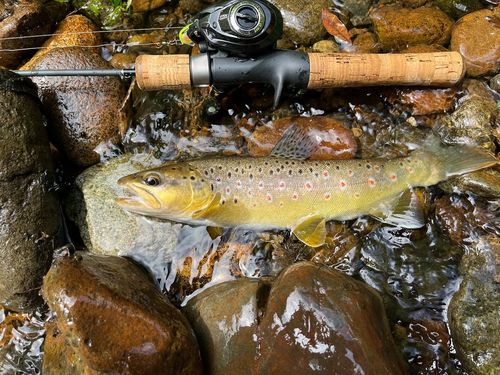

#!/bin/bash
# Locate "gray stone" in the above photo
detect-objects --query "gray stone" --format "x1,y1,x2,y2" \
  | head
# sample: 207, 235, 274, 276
490, 73, 500, 93
0, 70, 63, 312
448, 236, 500, 374
64, 154, 181, 269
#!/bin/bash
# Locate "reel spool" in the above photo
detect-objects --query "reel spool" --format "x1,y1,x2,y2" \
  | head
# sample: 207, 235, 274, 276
180, 0, 283, 57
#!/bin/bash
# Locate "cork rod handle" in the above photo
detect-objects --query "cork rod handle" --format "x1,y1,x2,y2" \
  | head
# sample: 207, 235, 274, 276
307, 52, 465, 89
135, 54, 192, 90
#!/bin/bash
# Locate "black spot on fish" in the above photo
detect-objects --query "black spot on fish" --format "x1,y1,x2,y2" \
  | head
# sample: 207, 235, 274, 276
291, 162, 295, 165
358, 163, 362, 167
234, 198, 238, 204
258, 168, 262, 172
210, 168, 214, 173
248, 165, 252, 169
182, 176, 187, 179
298, 169, 303, 174
171, 167, 176, 170
300, 161, 305, 165
400, 162, 403, 166
276, 168, 280, 172
222, 200, 226, 205
249, 173, 253, 180
190, 176, 195, 181
326, 162, 331, 167
336, 166, 340, 170
265, 162, 268, 166
309, 167, 313, 173
289, 170, 292, 175
204, 171, 209, 176
241, 169, 245, 174
235, 167, 239, 172
381, 164, 385, 169
315, 163, 319, 167
218, 166, 222, 170
285, 161, 289, 165
269, 170, 274, 175
201, 179, 205, 182
366, 165, 371, 169
315, 173, 319, 177
211, 184, 214, 190
189, 168, 194, 172
228, 172, 232, 178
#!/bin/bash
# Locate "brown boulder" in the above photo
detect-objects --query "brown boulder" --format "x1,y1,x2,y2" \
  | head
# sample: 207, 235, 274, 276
0, 1, 54, 68
370, 6, 454, 52
43, 251, 203, 374
184, 262, 407, 375
21, 47, 125, 166
450, 8, 500, 77
247, 116, 357, 160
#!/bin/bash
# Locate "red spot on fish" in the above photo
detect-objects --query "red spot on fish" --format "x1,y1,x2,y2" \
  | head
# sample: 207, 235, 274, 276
340, 181, 346, 189
369, 179, 375, 186
226, 187, 230, 194
248, 190, 252, 196
216, 177, 222, 184
408, 167, 413, 173
348, 170, 353, 176
375, 166, 380, 172
258, 181, 264, 189
236, 180, 242, 188
325, 193, 331, 200
323, 172, 329, 178
292, 193, 299, 200
354, 193, 360, 198
305, 182, 312, 190
267, 193, 273, 202
279, 181, 285, 189
280, 202, 283, 206
391, 174, 396, 180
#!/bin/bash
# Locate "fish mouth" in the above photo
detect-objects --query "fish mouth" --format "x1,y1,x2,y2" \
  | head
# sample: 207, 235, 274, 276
116, 179, 161, 211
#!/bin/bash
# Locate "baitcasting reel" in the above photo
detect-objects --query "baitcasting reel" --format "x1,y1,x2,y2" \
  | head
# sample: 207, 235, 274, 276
180, 0, 283, 57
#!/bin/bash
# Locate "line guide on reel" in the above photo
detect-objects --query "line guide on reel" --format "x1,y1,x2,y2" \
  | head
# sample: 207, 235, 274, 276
15, 0, 465, 107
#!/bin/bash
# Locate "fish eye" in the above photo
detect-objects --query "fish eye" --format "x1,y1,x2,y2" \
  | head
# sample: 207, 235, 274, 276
144, 175, 160, 186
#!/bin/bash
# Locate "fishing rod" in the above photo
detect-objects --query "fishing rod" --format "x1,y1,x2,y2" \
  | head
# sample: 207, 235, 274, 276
14, 0, 465, 107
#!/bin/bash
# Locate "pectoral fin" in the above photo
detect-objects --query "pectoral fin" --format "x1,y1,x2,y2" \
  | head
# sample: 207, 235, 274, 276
370, 189, 425, 229
292, 215, 327, 247
192, 193, 221, 220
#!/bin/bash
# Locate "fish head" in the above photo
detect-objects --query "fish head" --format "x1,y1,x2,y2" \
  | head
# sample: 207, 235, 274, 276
116, 163, 214, 220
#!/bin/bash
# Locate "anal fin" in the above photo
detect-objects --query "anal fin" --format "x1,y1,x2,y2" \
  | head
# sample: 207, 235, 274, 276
292, 215, 326, 247
370, 189, 425, 229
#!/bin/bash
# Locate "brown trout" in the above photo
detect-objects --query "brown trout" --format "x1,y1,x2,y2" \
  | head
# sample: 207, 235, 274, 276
116, 127, 497, 247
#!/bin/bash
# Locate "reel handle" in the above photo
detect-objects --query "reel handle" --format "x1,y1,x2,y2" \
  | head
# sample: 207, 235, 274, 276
135, 51, 465, 98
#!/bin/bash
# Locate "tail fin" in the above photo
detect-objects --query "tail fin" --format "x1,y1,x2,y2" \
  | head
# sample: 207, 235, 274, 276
416, 134, 497, 179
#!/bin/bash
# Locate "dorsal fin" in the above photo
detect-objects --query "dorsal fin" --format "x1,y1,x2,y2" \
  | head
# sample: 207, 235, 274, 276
268, 124, 318, 160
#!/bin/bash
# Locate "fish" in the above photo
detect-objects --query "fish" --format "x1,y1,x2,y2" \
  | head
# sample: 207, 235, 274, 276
116, 126, 498, 247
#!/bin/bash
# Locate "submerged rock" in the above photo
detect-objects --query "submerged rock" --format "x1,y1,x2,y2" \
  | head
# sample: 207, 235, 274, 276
450, 8, 500, 77
268, 0, 331, 47
0, 1, 54, 68
436, 0, 483, 19
64, 154, 181, 265
370, 6, 454, 51
0, 70, 63, 312
21, 46, 125, 166
184, 262, 407, 375
247, 116, 357, 159
448, 236, 500, 374
43, 251, 203, 374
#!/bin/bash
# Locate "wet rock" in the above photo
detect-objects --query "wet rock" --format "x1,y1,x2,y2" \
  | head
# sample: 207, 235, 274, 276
22, 15, 101, 69
448, 235, 500, 374
440, 168, 500, 198
311, 39, 340, 53
490, 73, 500, 93
432, 195, 478, 245
0, 70, 63, 312
436, 0, 483, 19
71, 0, 129, 27
434, 95, 496, 152
131, 0, 167, 12
64, 154, 181, 264
343, 0, 372, 26
352, 31, 380, 53
450, 8, 500, 77
179, 0, 213, 14
370, 6, 454, 52
21, 47, 125, 166
269, 0, 331, 47
387, 87, 458, 115
247, 116, 357, 160
43, 251, 203, 374
0, 1, 54, 68
109, 52, 137, 70
184, 262, 408, 375
43, 322, 100, 374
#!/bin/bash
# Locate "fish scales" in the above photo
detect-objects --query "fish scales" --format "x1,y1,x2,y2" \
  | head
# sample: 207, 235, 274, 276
116, 131, 497, 247
189, 155, 432, 229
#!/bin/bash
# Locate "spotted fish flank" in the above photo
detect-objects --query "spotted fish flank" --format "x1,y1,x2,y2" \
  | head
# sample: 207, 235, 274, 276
116, 126, 498, 247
